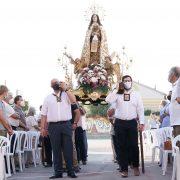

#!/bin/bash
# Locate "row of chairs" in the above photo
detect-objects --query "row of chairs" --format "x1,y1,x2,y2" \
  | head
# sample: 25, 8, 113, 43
0, 131, 41, 179
142, 127, 180, 180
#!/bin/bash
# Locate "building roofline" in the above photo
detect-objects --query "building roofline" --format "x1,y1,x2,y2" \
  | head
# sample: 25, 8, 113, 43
133, 81, 166, 96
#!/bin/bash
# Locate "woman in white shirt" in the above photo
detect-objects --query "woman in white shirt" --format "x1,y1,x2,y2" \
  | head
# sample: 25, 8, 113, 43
26, 107, 39, 132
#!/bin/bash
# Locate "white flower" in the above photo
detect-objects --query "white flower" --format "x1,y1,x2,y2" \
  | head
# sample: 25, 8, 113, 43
84, 67, 89, 71
102, 69, 106, 72
91, 77, 98, 83
88, 70, 93, 74
100, 75, 106, 80
98, 72, 103, 76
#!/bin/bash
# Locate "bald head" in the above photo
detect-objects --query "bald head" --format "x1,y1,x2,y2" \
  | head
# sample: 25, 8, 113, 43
51, 79, 59, 87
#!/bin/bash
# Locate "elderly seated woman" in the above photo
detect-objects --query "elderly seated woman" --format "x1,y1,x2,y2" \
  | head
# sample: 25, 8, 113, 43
25, 107, 40, 167
26, 107, 40, 132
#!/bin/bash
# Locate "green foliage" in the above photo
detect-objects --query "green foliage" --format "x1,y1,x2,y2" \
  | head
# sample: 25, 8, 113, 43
80, 84, 109, 95
84, 104, 110, 117
144, 109, 152, 116
22, 101, 29, 113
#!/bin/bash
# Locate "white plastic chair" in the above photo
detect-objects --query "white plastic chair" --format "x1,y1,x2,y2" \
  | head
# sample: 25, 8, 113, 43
142, 130, 152, 155
151, 129, 162, 163
5, 131, 19, 177
24, 131, 40, 167
171, 135, 180, 180
0, 136, 10, 180
161, 127, 173, 175
15, 131, 27, 172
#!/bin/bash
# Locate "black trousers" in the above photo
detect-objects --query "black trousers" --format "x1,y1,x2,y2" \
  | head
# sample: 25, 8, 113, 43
75, 127, 88, 162
48, 121, 73, 175
112, 134, 119, 162
114, 119, 139, 171
41, 135, 52, 165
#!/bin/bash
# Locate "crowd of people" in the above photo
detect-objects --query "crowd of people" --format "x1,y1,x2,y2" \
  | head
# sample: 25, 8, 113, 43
0, 79, 88, 179
0, 66, 179, 179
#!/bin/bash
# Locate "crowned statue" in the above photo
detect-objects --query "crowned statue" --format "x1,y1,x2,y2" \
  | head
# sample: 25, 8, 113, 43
62, 6, 122, 103
81, 14, 109, 66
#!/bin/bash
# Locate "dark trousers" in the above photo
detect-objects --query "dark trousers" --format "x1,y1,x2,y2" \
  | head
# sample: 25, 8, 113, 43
48, 121, 73, 175
114, 119, 139, 171
112, 134, 119, 162
41, 135, 52, 165
173, 125, 180, 147
75, 127, 88, 162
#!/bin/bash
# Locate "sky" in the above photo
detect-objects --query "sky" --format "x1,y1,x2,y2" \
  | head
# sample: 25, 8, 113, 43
0, 0, 179, 109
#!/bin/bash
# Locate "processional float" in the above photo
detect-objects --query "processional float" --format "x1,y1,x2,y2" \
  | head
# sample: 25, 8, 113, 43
58, 4, 144, 173
58, 4, 132, 105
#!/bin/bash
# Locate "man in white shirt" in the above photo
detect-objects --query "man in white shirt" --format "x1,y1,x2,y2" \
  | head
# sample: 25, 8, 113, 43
41, 79, 78, 179
106, 75, 144, 178
168, 66, 180, 138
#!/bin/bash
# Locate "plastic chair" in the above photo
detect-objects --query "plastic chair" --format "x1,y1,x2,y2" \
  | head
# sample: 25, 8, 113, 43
15, 131, 27, 172
4, 131, 19, 177
142, 130, 152, 155
151, 129, 162, 163
0, 136, 10, 180
162, 127, 173, 175
171, 135, 180, 180
24, 131, 40, 167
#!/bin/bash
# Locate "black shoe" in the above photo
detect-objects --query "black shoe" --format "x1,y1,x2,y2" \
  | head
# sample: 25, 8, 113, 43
44, 164, 52, 168
67, 172, 77, 178
49, 174, 63, 179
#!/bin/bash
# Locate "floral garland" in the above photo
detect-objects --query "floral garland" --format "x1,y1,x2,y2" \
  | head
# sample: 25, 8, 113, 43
78, 64, 110, 94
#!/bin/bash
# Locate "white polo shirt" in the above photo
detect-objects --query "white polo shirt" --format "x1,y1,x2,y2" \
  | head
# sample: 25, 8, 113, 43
106, 90, 145, 124
41, 92, 72, 122
169, 79, 180, 126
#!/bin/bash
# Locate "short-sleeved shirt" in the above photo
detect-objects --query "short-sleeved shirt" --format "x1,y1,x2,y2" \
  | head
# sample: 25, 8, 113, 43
3, 101, 19, 127
0, 101, 7, 130
14, 105, 26, 126
41, 92, 72, 122
159, 103, 170, 128
26, 116, 38, 131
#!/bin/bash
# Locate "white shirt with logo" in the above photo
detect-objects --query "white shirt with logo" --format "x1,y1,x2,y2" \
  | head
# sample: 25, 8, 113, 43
106, 90, 144, 124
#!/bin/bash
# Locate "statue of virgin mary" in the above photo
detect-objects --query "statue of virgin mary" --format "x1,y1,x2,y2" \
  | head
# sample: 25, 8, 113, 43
81, 14, 109, 66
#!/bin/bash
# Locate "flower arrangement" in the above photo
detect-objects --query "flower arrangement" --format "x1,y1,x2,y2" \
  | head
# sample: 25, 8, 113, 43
78, 64, 110, 94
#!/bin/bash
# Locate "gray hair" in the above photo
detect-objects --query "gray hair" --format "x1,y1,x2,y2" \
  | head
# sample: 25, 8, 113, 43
27, 107, 36, 116
169, 66, 180, 78
161, 100, 168, 107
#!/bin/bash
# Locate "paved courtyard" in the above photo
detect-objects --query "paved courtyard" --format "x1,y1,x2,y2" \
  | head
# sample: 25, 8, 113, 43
9, 139, 172, 180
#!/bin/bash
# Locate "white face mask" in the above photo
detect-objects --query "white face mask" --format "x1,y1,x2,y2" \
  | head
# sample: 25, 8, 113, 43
20, 101, 25, 107
9, 98, 14, 105
124, 82, 132, 90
